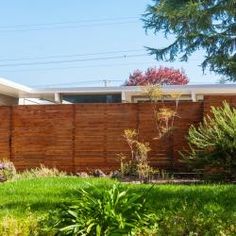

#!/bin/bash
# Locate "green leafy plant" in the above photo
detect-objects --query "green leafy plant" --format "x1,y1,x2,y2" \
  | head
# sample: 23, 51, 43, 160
182, 102, 236, 180
55, 184, 154, 236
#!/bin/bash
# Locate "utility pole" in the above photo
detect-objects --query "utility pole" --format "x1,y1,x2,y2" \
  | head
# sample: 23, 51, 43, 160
103, 80, 111, 87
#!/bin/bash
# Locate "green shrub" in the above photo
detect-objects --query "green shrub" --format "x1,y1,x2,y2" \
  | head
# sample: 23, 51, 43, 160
54, 184, 155, 236
182, 102, 236, 180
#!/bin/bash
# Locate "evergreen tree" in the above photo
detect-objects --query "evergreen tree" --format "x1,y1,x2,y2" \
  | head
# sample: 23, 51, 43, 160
143, 0, 236, 81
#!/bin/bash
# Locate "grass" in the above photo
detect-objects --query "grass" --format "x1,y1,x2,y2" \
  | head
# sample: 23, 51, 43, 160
0, 177, 114, 217
0, 177, 235, 235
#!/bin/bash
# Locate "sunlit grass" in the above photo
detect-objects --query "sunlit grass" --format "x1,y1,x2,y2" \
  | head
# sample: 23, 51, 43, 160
0, 177, 235, 235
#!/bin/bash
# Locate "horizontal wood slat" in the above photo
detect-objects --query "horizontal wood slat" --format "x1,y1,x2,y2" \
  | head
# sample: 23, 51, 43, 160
0, 95, 235, 172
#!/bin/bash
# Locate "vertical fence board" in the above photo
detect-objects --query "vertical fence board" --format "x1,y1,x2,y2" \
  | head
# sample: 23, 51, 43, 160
0, 106, 11, 159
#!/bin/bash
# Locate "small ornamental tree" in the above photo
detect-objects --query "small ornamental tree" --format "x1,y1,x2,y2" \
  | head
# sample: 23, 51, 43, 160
119, 85, 181, 180
124, 67, 189, 86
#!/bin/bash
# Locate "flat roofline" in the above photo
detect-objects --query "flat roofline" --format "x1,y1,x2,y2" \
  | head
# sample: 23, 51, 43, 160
0, 77, 32, 97
29, 84, 236, 94
0, 78, 32, 92
0, 77, 235, 97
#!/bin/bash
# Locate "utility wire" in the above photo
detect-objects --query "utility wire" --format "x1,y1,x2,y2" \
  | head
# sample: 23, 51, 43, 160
0, 19, 140, 33
0, 49, 145, 62
0, 61, 156, 73
0, 16, 139, 29
0, 54, 149, 67
0, 59, 202, 73
0, 21, 138, 32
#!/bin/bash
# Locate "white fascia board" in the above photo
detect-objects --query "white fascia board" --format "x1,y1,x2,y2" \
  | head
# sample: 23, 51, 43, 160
20, 84, 236, 100
0, 78, 32, 92
126, 85, 236, 95
30, 84, 236, 94
0, 77, 32, 97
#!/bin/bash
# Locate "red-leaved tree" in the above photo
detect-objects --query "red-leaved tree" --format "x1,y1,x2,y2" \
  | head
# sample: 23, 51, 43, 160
124, 67, 189, 86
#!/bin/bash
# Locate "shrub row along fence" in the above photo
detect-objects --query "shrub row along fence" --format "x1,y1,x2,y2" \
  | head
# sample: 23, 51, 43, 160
0, 95, 235, 172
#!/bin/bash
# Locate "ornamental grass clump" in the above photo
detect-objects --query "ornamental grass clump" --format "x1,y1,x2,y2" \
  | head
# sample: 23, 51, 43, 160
182, 102, 236, 180
17, 164, 67, 179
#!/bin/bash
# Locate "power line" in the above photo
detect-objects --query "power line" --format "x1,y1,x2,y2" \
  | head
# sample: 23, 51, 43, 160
0, 21, 138, 32
0, 61, 157, 73
0, 59, 203, 73
0, 19, 140, 33
0, 49, 145, 62
0, 16, 139, 29
0, 54, 149, 67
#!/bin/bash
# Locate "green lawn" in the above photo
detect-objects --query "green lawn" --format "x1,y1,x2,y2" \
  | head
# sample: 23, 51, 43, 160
0, 177, 114, 217
0, 177, 235, 235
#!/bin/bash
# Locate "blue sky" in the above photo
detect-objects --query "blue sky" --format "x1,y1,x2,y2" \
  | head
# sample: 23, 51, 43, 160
0, 0, 221, 87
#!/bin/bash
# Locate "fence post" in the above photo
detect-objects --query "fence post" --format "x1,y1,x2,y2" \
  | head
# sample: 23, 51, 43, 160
9, 106, 13, 162
104, 105, 108, 167
72, 104, 76, 173
136, 103, 140, 132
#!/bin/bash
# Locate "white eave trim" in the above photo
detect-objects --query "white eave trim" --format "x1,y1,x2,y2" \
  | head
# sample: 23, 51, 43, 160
29, 84, 236, 95
0, 78, 32, 92
0, 77, 32, 97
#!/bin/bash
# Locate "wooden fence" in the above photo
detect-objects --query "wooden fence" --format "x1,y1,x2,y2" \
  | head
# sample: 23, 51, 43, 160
0, 95, 235, 172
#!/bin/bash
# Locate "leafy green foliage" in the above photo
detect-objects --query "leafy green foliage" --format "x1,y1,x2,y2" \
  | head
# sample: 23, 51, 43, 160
55, 184, 154, 236
143, 0, 236, 81
0, 177, 235, 235
182, 102, 236, 179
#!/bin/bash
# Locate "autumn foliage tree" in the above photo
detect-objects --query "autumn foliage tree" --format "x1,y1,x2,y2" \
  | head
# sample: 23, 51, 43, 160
124, 67, 189, 86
